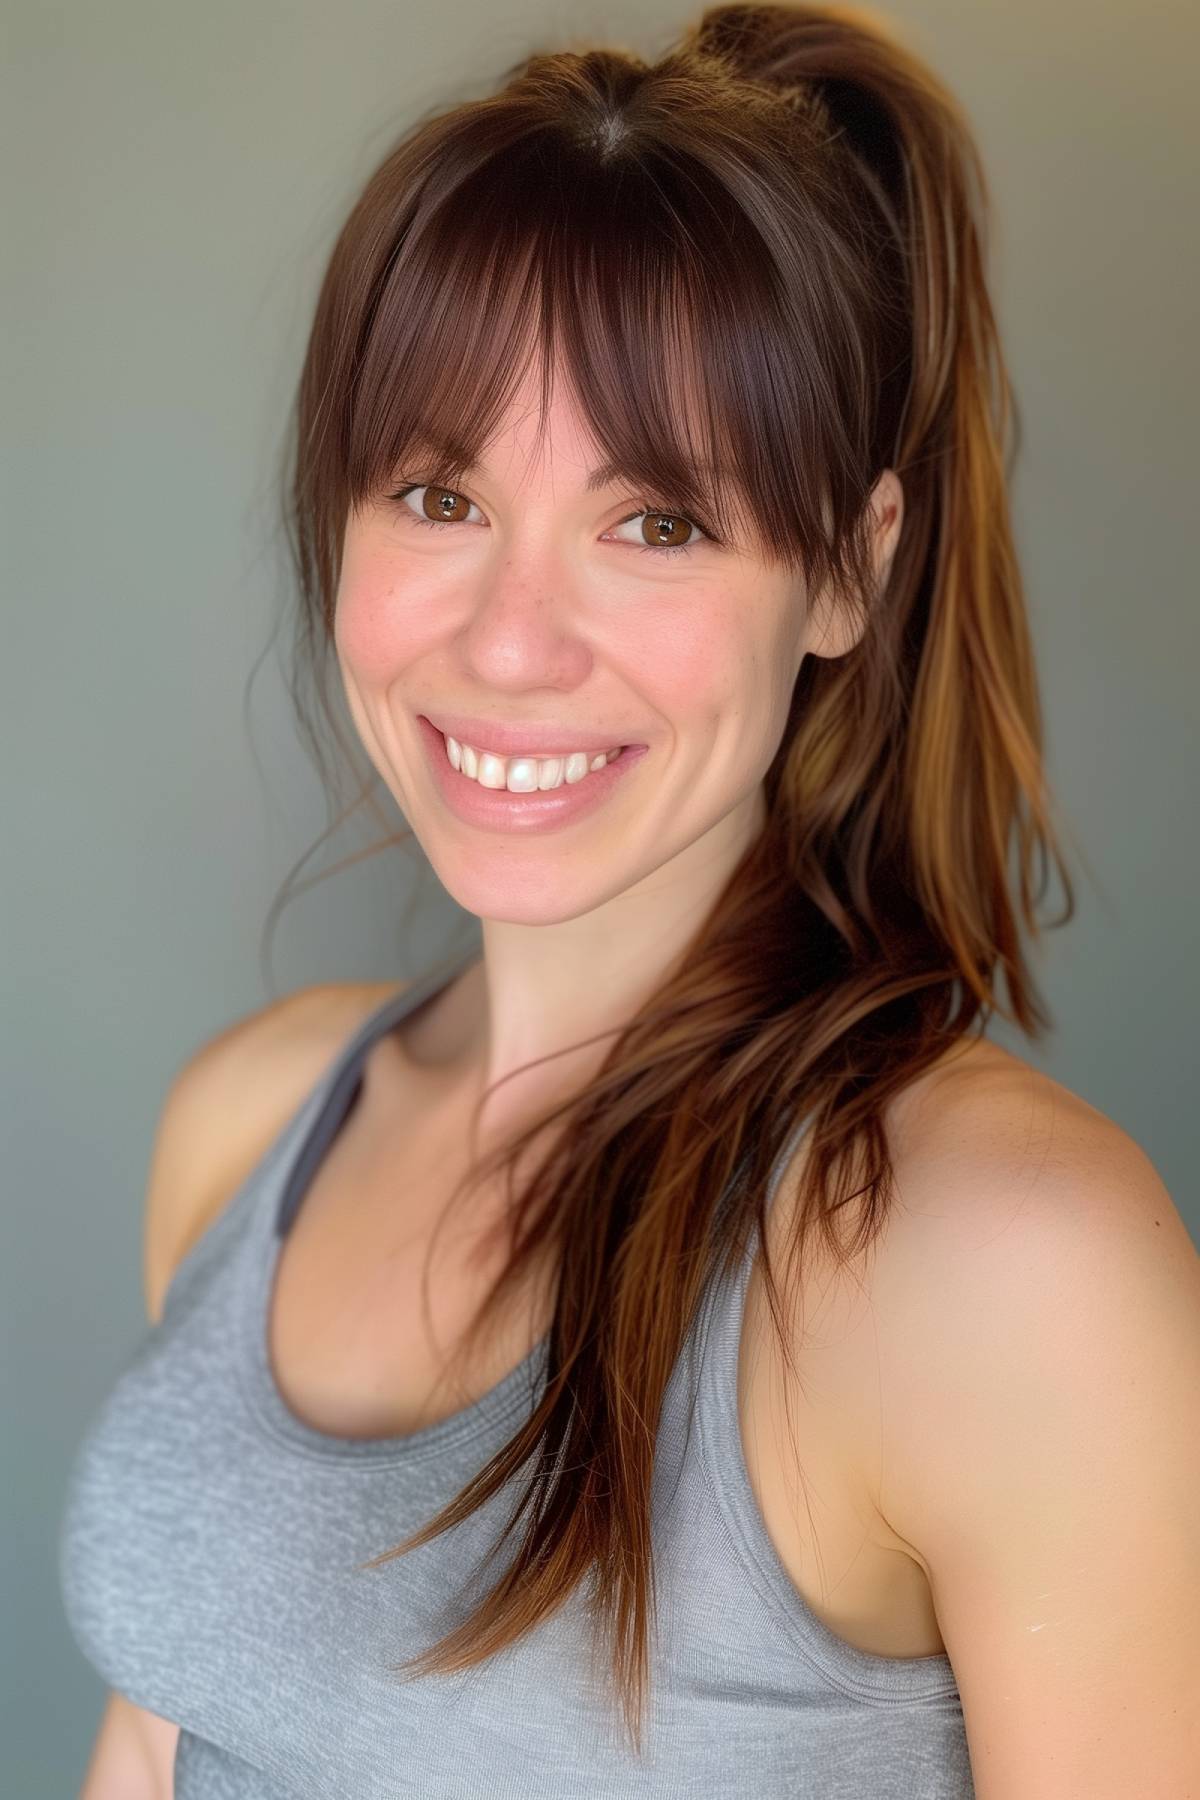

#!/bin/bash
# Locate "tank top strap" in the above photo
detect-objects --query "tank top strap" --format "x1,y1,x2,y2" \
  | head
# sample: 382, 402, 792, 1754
681, 1105, 819, 1447
273, 939, 481, 1237
654, 1106, 819, 1527
705, 1100, 815, 1294
156, 939, 481, 1325
687, 1101, 963, 1703
714, 1107, 817, 1278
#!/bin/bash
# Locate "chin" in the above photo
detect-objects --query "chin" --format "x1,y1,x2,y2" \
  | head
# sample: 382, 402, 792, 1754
417, 842, 643, 928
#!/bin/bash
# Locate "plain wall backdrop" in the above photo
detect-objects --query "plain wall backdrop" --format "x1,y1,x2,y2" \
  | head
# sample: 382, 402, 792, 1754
4, 1, 1197, 1792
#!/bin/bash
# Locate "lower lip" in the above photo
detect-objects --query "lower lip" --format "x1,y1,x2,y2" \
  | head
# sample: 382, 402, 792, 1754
416, 715, 648, 835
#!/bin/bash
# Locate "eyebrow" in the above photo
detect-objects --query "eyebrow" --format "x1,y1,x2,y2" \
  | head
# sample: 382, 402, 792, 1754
402, 442, 644, 496
407, 425, 744, 494
584, 459, 635, 493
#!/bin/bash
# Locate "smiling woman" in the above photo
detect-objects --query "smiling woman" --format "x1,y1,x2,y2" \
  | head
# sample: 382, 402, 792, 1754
331, 339, 881, 871
58, 3, 1199, 1798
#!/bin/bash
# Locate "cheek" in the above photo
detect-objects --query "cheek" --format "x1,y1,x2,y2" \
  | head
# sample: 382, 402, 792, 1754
334, 582, 407, 683
629, 603, 775, 739
334, 544, 435, 685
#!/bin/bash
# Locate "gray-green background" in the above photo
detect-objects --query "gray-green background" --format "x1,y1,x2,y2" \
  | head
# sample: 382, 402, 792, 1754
4, 2, 1196, 1792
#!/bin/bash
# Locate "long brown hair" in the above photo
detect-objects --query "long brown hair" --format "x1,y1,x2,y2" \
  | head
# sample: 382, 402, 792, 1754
273, 0, 1075, 1753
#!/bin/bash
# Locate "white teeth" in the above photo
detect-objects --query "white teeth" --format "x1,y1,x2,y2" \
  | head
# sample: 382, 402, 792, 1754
443, 735, 621, 792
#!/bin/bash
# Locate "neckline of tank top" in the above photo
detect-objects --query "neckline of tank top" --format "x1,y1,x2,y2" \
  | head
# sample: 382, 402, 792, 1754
234, 937, 552, 1467
233, 944, 812, 1471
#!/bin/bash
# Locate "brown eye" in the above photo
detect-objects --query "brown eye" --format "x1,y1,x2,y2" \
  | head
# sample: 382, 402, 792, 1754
641, 512, 693, 549
423, 486, 471, 523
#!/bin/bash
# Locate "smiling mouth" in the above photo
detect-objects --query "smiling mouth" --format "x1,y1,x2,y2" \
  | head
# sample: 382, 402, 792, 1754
438, 728, 625, 793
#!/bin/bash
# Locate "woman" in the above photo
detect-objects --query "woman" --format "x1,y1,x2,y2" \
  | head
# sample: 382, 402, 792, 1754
59, 3, 1199, 1795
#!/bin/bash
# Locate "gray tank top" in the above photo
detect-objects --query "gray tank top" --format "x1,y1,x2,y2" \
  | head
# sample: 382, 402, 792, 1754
58, 953, 974, 1797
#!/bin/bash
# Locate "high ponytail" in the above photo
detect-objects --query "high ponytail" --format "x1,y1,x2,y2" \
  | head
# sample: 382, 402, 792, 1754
281, 0, 1075, 1754
698, 1, 1070, 1020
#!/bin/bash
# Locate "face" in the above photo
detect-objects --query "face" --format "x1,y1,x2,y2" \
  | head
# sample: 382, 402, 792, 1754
334, 362, 899, 927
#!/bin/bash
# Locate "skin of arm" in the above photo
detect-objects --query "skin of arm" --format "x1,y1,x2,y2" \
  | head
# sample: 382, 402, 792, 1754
78, 1690, 178, 1800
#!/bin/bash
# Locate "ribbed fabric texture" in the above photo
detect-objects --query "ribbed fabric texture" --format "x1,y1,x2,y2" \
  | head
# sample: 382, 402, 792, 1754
59, 951, 974, 1797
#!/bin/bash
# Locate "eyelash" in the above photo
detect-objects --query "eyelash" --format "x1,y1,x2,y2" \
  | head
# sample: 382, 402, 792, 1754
385, 483, 705, 559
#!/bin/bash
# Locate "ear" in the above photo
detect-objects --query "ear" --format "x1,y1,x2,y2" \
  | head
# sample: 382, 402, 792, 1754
803, 469, 904, 660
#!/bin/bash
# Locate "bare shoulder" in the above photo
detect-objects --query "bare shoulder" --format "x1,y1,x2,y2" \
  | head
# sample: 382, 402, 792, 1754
142, 977, 409, 1324
849, 1049, 1200, 1790
773, 1036, 1195, 1520
836, 1032, 1198, 1524
876, 1033, 1191, 1281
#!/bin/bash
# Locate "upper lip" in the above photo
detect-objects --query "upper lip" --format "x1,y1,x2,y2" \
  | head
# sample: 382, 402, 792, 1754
422, 712, 640, 758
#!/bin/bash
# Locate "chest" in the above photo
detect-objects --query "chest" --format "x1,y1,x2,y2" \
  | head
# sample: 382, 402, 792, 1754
268, 1096, 948, 1666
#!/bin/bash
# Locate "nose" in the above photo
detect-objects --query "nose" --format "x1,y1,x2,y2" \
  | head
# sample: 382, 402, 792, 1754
456, 545, 592, 691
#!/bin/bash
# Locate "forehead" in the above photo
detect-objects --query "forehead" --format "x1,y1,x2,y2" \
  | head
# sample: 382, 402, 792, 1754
408, 366, 611, 495
400, 355, 720, 504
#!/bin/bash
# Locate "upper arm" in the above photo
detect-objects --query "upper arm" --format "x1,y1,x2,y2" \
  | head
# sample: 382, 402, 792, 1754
141, 981, 402, 1326
862, 1072, 1200, 1797
79, 1688, 178, 1800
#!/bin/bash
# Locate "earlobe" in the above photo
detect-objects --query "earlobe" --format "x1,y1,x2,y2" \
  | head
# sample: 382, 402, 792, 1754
802, 575, 871, 661
805, 596, 868, 660
870, 468, 904, 581
801, 470, 903, 661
